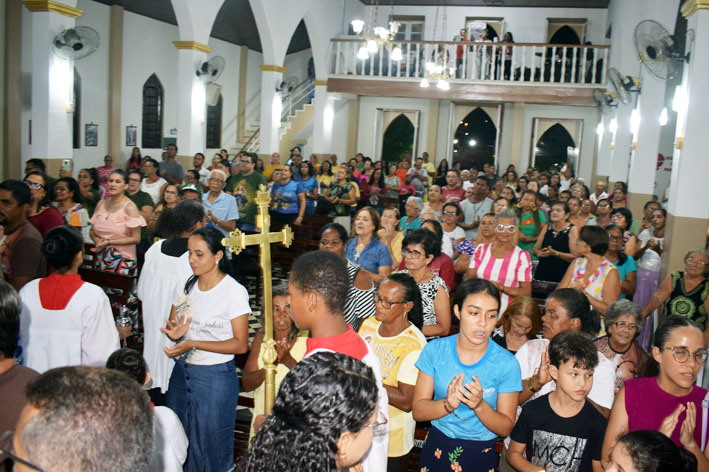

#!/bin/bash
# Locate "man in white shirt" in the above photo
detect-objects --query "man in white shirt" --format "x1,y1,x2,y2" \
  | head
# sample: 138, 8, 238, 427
193, 152, 210, 191
590, 180, 609, 205
459, 176, 493, 240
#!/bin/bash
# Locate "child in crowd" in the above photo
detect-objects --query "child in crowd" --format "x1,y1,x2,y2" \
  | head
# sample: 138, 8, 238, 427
507, 330, 607, 472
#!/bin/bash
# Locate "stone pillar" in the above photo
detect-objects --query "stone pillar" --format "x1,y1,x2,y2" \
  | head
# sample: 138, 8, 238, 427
311, 80, 333, 156
258, 65, 285, 159
627, 73, 665, 218
661, 0, 709, 275
23, 0, 82, 168
608, 103, 633, 184
107, 5, 123, 163
173, 42, 210, 156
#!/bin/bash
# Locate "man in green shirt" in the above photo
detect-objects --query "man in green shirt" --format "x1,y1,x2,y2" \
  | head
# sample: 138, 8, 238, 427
126, 169, 154, 249
226, 152, 267, 231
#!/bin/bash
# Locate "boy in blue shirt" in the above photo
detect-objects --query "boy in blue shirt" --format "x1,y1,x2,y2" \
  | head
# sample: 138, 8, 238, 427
508, 331, 607, 472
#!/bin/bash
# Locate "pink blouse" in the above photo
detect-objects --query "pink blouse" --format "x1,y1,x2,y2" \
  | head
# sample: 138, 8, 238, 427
89, 201, 146, 260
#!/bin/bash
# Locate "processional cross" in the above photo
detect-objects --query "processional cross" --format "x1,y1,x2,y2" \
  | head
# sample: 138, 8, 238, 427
221, 184, 293, 414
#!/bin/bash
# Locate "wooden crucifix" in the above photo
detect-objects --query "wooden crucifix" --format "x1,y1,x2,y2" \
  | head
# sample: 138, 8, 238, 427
221, 184, 293, 414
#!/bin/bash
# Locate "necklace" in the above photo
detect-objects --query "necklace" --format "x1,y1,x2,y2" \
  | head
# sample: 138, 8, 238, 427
550, 224, 570, 238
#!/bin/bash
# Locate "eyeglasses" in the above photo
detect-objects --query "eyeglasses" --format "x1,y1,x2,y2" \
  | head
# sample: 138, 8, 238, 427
208, 177, 225, 183
665, 346, 708, 364
495, 224, 517, 233
0, 430, 45, 471
374, 293, 408, 310
611, 320, 638, 331
366, 416, 389, 436
23, 181, 44, 190
597, 204, 610, 208
685, 258, 708, 267
402, 248, 424, 260
442, 210, 458, 216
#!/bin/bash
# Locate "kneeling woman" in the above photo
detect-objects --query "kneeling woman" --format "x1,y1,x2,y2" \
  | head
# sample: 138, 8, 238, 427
413, 279, 522, 471
161, 226, 250, 472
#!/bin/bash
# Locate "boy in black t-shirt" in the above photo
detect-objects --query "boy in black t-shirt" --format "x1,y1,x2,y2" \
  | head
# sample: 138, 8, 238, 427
508, 331, 607, 472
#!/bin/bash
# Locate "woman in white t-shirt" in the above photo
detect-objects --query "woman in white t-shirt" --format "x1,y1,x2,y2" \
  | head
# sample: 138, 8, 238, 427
161, 226, 250, 472
140, 157, 167, 204
441, 202, 466, 258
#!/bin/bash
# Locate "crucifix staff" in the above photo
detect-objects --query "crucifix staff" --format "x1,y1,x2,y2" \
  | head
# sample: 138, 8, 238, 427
221, 184, 293, 414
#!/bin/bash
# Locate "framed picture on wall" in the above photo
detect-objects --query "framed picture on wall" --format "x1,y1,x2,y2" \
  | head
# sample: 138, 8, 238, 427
126, 126, 137, 147
85, 123, 98, 146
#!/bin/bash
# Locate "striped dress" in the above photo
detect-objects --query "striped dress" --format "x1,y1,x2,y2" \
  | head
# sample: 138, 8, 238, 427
344, 260, 376, 331
470, 243, 532, 314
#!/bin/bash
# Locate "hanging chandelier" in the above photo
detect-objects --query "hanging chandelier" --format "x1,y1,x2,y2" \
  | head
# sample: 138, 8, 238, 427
351, 0, 402, 61
420, 2, 451, 90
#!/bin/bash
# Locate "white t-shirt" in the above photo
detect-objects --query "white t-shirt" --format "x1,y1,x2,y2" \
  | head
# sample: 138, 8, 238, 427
137, 240, 193, 393
462, 181, 475, 191
150, 406, 188, 472
460, 197, 493, 240
196, 167, 211, 188
141, 177, 168, 205
443, 226, 466, 257
19, 280, 120, 373
172, 275, 250, 365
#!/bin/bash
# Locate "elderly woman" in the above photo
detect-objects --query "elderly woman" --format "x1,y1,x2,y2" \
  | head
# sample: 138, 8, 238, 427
399, 196, 423, 235
399, 228, 450, 338
642, 248, 709, 334
345, 207, 392, 284
242, 284, 308, 443
466, 209, 532, 314
594, 300, 649, 394
559, 225, 620, 324
492, 296, 542, 354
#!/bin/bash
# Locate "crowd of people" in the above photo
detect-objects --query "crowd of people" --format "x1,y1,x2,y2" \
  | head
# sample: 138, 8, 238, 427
1, 148, 708, 472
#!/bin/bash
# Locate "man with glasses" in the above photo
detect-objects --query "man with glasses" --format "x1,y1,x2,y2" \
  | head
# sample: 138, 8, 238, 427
203, 170, 238, 241
125, 170, 154, 251
0, 180, 46, 291
226, 152, 267, 232
8, 366, 153, 472
460, 176, 493, 240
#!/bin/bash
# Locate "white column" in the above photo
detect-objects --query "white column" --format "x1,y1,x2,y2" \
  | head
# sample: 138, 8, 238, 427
627, 72, 665, 204
311, 82, 334, 154
595, 112, 613, 177
25, 2, 81, 160
608, 103, 633, 183
174, 46, 209, 155
259, 67, 284, 155
661, 0, 709, 274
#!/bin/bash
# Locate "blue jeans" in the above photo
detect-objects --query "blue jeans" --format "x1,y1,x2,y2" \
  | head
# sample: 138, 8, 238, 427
166, 359, 238, 472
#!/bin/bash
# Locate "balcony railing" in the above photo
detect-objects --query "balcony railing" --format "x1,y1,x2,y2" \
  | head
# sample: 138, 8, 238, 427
332, 39, 609, 86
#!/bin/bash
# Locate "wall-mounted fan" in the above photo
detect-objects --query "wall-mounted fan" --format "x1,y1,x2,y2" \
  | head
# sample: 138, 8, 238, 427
196, 56, 225, 80
196, 56, 225, 107
52, 27, 100, 60
277, 76, 300, 95
594, 89, 617, 115
634, 20, 687, 80
607, 67, 640, 105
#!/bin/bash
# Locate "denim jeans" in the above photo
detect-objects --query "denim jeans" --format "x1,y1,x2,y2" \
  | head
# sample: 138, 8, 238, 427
166, 359, 238, 472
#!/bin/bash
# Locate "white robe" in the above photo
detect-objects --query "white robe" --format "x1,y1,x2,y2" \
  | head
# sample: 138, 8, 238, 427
19, 280, 120, 373
137, 240, 193, 393
150, 406, 189, 472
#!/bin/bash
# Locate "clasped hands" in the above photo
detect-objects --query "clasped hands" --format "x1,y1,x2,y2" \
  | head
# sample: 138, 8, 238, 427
160, 316, 193, 357
445, 373, 484, 412
660, 402, 698, 450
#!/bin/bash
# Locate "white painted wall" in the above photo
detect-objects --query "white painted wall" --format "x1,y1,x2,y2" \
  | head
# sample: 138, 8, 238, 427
283, 48, 312, 86
363, 5, 609, 46
244, 49, 263, 133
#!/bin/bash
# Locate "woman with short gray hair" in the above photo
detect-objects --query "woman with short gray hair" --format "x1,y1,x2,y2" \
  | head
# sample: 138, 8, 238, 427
642, 248, 709, 334
594, 300, 649, 393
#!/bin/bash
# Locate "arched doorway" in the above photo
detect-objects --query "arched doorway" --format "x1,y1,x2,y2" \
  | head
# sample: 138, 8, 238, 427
549, 25, 581, 45
453, 107, 496, 171
532, 122, 577, 173
382, 114, 415, 162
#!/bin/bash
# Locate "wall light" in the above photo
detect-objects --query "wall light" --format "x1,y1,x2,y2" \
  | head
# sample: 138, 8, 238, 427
609, 118, 618, 134
672, 86, 687, 114
630, 109, 640, 135
659, 107, 668, 126
469, 139, 476, 147
596, 123, 604, 136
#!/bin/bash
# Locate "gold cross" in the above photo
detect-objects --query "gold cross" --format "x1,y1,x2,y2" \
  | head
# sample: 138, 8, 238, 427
221, 185, 293, 414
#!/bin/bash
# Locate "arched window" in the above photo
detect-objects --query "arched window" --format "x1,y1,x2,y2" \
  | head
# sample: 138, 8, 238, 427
142, 74, 163, 149
72, 68, 81, 149
206, 94, 222, 149
452, 107, 497, 169
381, 114, 414, 161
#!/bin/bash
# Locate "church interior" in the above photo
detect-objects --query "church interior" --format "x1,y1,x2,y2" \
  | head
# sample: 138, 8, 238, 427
4, 0, 709, 471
